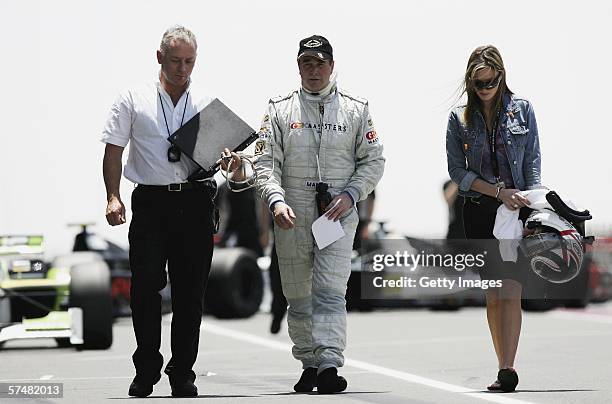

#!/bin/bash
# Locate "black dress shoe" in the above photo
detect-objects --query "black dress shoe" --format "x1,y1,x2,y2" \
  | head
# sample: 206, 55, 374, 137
497, 368, 519, 392
316, 367, 347, 394
293, 367, 317, 392
170, 380, 198, 397
128, 374, 160, 398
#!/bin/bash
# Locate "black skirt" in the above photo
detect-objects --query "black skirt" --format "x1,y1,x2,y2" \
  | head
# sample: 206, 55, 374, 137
462, 195, 530, 284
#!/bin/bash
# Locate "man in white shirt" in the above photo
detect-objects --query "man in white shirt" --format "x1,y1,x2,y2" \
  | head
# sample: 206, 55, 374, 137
101, 25, 239, 398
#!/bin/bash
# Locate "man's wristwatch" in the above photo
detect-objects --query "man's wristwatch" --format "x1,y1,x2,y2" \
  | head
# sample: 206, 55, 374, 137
270, 200, 282, 213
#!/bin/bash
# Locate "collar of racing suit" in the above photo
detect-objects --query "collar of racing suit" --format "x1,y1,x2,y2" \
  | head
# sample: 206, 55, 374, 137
300, 72, 337, 101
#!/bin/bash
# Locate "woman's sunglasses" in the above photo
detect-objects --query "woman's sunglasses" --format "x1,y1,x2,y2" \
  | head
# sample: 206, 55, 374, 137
473, 73, 502, 91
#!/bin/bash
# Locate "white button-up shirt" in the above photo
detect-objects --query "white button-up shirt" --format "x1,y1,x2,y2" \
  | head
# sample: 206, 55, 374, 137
101, 81, 213, 185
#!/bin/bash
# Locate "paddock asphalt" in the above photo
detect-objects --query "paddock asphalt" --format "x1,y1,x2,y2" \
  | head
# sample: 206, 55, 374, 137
1, 303, 611, 403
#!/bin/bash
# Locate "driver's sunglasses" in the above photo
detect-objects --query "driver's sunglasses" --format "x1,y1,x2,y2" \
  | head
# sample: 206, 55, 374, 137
473, 73, 502, 91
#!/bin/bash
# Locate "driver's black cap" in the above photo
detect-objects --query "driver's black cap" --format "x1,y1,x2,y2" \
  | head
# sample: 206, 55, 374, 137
297, 35, 333, 61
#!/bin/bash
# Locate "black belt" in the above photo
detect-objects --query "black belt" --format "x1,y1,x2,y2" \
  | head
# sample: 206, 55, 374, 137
466, 194, 502, 209
138, 181, 214, 192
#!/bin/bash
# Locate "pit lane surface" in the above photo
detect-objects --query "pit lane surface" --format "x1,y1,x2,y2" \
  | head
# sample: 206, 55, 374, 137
1, 304, 611, 403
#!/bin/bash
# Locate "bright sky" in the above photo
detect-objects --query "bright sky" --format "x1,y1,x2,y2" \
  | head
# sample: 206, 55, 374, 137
1, 0, 611, 255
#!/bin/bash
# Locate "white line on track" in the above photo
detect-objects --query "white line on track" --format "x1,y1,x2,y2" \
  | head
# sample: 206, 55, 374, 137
202, 322, 537, 404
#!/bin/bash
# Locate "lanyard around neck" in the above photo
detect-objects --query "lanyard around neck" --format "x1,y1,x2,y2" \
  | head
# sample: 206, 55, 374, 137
158, 90, 189, 136
487, 107, 502, 181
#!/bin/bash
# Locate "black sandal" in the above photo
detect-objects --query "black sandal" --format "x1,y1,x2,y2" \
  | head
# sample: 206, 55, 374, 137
487, 379, 502, 391
497, 368, 519, 392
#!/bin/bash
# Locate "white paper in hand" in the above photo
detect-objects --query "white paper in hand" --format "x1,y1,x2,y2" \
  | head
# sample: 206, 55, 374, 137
311, 215, 345, 250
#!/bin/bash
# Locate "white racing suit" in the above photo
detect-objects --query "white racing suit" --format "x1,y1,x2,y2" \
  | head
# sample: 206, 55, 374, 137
255, 87, 385, 371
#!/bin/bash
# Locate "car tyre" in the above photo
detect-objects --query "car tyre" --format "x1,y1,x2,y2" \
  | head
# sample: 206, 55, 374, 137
204, 248, 263, 319
70, 261, 113, 349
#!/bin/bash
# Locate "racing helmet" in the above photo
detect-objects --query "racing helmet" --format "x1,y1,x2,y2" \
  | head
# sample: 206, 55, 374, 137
521, 209, 584, 283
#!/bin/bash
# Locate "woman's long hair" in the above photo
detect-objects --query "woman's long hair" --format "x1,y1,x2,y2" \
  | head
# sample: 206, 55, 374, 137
462, 45, 513, 128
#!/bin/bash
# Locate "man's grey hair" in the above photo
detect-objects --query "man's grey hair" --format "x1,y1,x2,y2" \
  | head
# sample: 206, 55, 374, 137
159, 25, 197, 55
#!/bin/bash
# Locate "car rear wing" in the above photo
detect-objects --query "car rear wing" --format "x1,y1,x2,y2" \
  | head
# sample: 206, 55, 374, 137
0, 235, 45, 255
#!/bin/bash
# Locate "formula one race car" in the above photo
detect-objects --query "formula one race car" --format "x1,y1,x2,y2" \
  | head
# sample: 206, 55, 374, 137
68, 223, 166, 317
346, 222, 486, 311
0, 235, 113, 349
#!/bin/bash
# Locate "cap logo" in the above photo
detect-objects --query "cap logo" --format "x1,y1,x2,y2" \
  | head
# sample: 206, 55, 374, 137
304, 39, 323, 48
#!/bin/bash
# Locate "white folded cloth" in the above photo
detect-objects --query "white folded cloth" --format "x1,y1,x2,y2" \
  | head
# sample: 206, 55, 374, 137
493, 188, 551, 262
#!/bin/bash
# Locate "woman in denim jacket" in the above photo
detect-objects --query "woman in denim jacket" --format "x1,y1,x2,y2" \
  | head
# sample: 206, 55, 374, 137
446, 45, 542, 393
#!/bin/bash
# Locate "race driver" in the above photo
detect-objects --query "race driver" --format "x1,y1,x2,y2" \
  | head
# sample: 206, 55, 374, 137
254, 35, 385, 394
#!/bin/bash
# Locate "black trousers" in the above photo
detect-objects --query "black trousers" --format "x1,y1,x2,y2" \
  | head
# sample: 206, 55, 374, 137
128, 185, 214, 383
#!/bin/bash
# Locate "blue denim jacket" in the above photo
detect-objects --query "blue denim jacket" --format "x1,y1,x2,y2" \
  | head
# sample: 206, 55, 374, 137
446, 94, 542, 198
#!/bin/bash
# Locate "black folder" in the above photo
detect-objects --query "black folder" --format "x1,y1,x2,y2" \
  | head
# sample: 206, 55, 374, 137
168, 98, 258, 179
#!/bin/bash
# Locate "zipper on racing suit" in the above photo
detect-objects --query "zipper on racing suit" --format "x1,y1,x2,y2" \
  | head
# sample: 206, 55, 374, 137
316, 103, 332, 216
